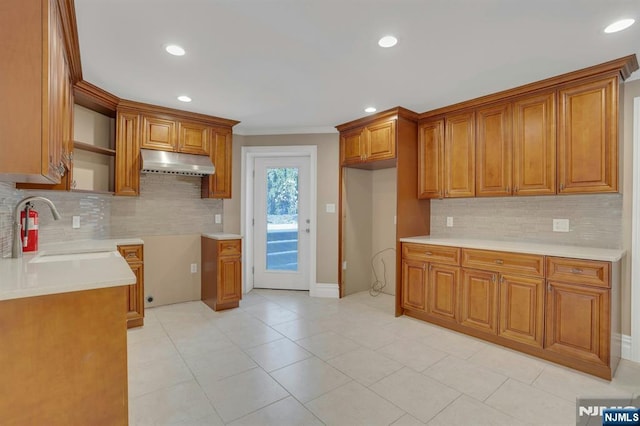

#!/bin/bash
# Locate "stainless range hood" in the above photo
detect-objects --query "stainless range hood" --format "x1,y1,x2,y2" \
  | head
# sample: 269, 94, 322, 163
140, 149, 215, 176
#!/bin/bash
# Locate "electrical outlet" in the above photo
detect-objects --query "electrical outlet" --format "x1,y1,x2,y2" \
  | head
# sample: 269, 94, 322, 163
326, 203, 335, 213
214, 214, 222, 224
72, 216, 80, 229
553, 219, 570, 232
446, 217, 454, 227
190, 263, 198, 273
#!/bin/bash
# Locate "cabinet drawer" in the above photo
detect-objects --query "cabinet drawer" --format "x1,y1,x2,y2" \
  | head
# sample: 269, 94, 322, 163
462, 248, 543, 277
218, 239, 241, 256
402, 243, 460, 266
118, 245, 143, 263
546, 257, 610, 288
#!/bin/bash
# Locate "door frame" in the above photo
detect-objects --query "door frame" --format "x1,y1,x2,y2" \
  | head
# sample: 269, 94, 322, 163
241, 145, 317, 295
631, 96, 640, 362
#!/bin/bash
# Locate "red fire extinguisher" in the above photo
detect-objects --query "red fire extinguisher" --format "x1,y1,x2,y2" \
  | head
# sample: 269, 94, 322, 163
20, 202, 39, 253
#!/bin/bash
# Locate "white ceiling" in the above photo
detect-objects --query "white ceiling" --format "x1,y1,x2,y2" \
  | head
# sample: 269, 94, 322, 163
75, 0, 640, 135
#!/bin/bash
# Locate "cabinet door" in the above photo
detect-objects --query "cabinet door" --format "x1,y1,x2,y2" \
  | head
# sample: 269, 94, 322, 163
141, 116, 176, 151
366, 120, 396, 162
428, 264, 459, 323
558, 76, 618, 193
512, 92, 556, 195
178, 121, 210, 155
476, 103, 512, 197
444, 111, 475, 197
115, 111, 140, 196
202, 127, 232, 198
126, 262, 144, 328
340, 128, 365, 165
460, 269, 497, 334
218, 256, 242, 304
418, 119, 444, 199
545, 281, 610, 366
499, 274, 544, 347
401, 259, 427, 311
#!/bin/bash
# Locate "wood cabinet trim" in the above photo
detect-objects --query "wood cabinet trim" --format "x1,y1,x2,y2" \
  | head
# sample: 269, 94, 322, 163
73, 80, 119, 116
402, 243, 460, 265
336, 106, 418, 132
419, 55, 637, 120
118, 99, 239, 128
56, 0, 82, 84
461, 248, 544, 277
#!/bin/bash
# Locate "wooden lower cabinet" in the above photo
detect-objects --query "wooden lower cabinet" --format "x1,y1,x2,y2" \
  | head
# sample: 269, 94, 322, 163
201, 237, 242, 311
545, 280, 610, 366
460, 268, 498, 334
118, 244, 144, 328
401, 259, 427, 311
0, 286, 129, 424
427, 264, 459, 323
499, 274, 544, 347
399, 242, 619, 379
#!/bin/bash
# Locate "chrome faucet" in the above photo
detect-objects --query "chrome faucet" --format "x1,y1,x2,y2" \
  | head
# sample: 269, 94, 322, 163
12, 196, 62, 258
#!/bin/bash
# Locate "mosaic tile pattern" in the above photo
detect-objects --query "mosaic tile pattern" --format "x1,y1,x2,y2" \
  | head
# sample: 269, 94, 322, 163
0, 174, 224, 258
430, 194, 622, 249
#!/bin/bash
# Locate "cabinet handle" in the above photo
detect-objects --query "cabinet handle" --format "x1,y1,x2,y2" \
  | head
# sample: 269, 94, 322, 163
428, 264, 432, 271
547, 283, 552, 292
506, 186, 510, 194
127, 252, 136, 258
560, 183, 565, 191
423, 264, 427, 271
494, 259, 504, 265
492, 274, 496, 283
425, 251, 433, 256
571, 268, 583, 274
514, 186, 519, 193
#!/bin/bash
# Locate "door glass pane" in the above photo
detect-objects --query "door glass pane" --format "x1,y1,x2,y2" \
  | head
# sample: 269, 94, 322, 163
266, 167, 299, 271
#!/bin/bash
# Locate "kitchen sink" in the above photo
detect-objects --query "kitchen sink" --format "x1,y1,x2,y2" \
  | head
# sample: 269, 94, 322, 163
29, 250, 116, 263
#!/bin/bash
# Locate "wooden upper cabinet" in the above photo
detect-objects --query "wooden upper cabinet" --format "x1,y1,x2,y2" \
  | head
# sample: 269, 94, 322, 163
366, 120, 396, 161
0, 0, 72, 184
476, 103, 512, 197
444, 111, 475, 197
340, 128, 365, 165
202, 127, 233, 198
512, 92, 556, 195
141, 116, 176, 152
418, 118, 444, 199
558, 76, 618, 194
339, 119, 396, 166
115, 111, 141, 196
178, 121, 210, 155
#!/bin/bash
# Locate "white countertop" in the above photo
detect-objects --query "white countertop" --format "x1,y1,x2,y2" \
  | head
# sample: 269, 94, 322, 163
0, 238, 143, 301
399, 236, 625, 262
202, 233, 243, 240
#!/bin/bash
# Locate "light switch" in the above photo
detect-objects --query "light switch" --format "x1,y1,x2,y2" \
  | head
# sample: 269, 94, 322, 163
326, 204, 336, 213
72, 216, 80, 229
190, 263, 198, 273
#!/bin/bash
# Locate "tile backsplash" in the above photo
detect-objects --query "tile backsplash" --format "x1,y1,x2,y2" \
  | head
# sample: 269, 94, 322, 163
430, 194, 622, 248
0, 174, 223, 258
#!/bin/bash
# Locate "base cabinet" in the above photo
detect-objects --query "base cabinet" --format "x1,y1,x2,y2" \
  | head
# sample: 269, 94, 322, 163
201, 237, 242, 311
118, 244, 145, 328
400, 242, 620, 379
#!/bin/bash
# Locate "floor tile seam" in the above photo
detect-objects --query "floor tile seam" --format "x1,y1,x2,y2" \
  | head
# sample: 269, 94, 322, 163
220, 393, 292, 425
228, 393, 327, 426
128, 376, 195, 401
242, 344, 315, 373
419, 363, 509, 403
192, 364, 261, 389
325, 352, 404, 385
480, 379, 538, 425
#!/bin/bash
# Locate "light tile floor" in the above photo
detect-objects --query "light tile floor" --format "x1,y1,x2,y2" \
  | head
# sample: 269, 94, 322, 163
128, 290, 640, 425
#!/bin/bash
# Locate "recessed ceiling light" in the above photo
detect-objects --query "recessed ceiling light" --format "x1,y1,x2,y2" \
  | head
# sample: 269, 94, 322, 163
604, 19, 635, 33
378, 35, 398, 48
165, 44, 186, 56
177, 95, 192, 102
364, 107, 377, 113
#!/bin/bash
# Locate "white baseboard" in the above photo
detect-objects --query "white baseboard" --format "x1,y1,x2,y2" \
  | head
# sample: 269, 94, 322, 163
622, 334, 632, 360
311, 283, 339, 298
